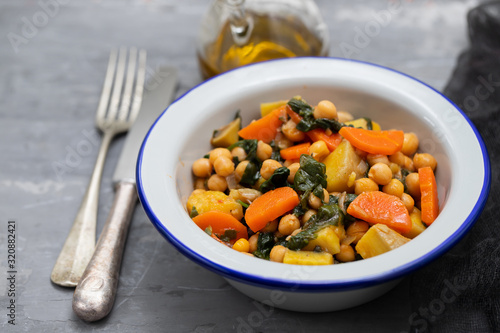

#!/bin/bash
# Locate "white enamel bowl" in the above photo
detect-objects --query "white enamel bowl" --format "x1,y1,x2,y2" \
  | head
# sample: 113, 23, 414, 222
136, 58, 490, 312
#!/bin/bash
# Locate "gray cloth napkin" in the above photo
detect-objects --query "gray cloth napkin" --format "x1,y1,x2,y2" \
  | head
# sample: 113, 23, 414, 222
409, 2, 500, 332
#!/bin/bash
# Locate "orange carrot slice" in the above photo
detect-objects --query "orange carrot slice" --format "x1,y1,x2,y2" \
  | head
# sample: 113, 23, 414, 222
192, 211, 248, 243
418, 166, 439, 225
306, 128, 342, 152
339, 127, 404, 155
280, 142, 311, 160
346, 191, 412, 234
245, 187, 300, 232
238, 105, 287, 143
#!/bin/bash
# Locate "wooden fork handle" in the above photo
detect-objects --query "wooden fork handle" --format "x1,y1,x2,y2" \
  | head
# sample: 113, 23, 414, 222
72, 181, 137, 322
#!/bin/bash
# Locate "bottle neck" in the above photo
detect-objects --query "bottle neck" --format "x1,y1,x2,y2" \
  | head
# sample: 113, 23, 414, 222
223, 0, 253, 46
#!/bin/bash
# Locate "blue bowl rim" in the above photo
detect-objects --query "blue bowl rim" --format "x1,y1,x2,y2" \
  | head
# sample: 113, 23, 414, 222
136, 57, 491, 291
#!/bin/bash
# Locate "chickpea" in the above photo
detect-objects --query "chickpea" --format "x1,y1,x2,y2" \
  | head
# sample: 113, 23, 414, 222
260, 159, 282, 180
335, 244, 355, 262
231, 146, 247, 162
402, 132, 419, 156
346, 221, 369, 244
401, 193, 415, 213
192, 158, 212, 178
256, 140, 273, 161
194, 178, 206, 190
232, 238, 250, 253
382, 179, 404, 198
248, 234, 259, 253
389, 151, 405, 166
367, 154, 390, 166
368, 163, 393, 185
274, 133, 293, 150
282, 119, 306, 142
389, 162, 401, 175
278, 214, 301, 235
405, 172, 421, 199
261, 219, 279, 233
209, 148, 232, 165
313, 100, 338, 120
234, 160, 250, 182
323, 188, 330, 201
270, 245, 287, 263
308, 189, 329, 209
403, 156, 415, 172
213, 156, 235, 177
310, 140, 329, 161
207, 174, 228, 192
354, 178, 379, 195
231, 205, 244, 221
337, 110, 354, 123
413, 153, 437, 171
302, 209, 317, 225
287, 162, 300, 183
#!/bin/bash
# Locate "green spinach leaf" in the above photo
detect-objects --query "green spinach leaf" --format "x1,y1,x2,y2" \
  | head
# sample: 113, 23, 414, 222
286, 203, 344, 250
253, 232, 276, 260
228, 139, 261, 187
218, 229, 238, 243
240, 162, 260, 187
363, 117, 373, 130
259, 167, 290, 193
190, 206, 199, 218
294, 154, 328, 209
228, 139, 258, 162
287, 98, 343, 133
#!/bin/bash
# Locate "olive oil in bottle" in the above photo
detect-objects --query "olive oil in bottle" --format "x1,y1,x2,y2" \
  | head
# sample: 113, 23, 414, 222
198, 11, 327, 79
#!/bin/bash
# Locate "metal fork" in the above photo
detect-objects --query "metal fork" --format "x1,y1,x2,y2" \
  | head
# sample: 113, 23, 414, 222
51, 47, 147, 287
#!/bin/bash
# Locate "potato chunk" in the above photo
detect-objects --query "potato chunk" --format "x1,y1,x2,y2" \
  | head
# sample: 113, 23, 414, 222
303, 226, 341, 254
402, 207, 427, 239
187, 190, 243, 220
323, 140, 365, 192
355, 224, 410, 259
283, 250, 333, 265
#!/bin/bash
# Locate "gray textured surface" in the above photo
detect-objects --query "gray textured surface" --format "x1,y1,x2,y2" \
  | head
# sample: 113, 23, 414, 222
0, 0, 480, 332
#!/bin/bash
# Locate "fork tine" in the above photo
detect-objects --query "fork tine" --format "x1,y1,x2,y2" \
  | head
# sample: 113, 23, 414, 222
117, 47, 138, 122
107, 46, 128, 121
95, 49, 118, 123
129, 49, 147, 123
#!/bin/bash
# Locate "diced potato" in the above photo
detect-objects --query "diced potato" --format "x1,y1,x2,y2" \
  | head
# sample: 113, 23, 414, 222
303, 226, 341, 254
283, 250, 333, 265
402, 207, 427, 239
344, 118, 381, 131
323, 140, 365, 192
260, 100, 288, 117
186, 191, 243, 220
355, 224, 410, 259
210, 117, 241, 148
260, 96, 302, 117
